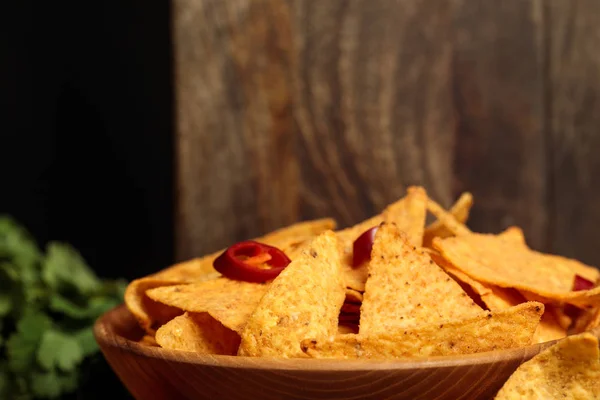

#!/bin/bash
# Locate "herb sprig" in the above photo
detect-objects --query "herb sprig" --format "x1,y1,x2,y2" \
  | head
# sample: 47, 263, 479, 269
0, 216, 127, 399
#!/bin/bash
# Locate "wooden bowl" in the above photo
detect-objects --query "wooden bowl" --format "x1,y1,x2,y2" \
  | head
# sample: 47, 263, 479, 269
94, 304, 592, 400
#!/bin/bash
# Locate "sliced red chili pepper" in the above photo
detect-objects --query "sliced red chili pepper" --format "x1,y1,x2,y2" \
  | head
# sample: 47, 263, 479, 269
213, 240, 291, 283
572, 274, 595, 291
352, 226, 379, 267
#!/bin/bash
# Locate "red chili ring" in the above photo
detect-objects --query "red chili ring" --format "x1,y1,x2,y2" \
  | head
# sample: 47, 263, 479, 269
352, 226, 379, 267
213, 240, 291, 283
572, 274, 595, 291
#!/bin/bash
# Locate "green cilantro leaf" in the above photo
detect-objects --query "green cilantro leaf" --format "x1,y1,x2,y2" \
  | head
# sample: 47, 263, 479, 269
0, 291, 12, 318
30, 371, 61, 399
74, 327, 99, 357
42, 242, 100, 296
37, 330, 83, 372
6, 312, 52, 373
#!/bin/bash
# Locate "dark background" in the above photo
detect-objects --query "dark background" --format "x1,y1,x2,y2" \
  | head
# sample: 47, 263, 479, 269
2, 2, 172, 397
1, 1, 174, 282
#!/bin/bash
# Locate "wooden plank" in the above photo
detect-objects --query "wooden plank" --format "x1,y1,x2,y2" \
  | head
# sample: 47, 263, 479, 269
452, 0, 549, 250
174, 0, 458, 259
174, 0, 299, 259
546, 0, 600, 266
289, 0, 458, 227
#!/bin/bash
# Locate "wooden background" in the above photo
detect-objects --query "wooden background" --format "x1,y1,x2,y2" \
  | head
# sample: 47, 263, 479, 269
173, 0, 600, 269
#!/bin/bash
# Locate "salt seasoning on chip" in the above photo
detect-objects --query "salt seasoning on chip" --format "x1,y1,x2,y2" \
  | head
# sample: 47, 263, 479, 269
238, 230, 345, 358
494, 332, 600, 400
360, 222, 482, 335
302, 302, 544, 359
146, 278, 269, 333
155, 312, 240, 355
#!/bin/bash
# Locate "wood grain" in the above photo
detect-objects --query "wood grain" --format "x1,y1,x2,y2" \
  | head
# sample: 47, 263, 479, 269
95, 305, 589, 400
451, 0, 548, 250
173, 0, 600, 270
545, 0, 600, 266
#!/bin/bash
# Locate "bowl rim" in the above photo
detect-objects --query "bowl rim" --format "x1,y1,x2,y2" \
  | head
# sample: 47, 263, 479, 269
93, 304, 583, 372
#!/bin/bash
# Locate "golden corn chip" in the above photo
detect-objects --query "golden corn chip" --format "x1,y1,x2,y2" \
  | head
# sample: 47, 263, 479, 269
155, 312, 240, 355
345, 288, 363, 304
494, 332, 600, 400
532, 309, 567, 344
572, 307, 600, 334
146, 278, 269, 333
551, 305, 573, 331
360, 223, 482, 335
423, 192, 473, 248
433, 229, 600, 307
382, 186, 427, 248
338, 324, 359, 335
124, 278, 185, 333
303, 302, 544, 359
138, 334, 159, 347
238, 231, 345, 358
341, 303, 361, 315
426, 198, 472, 237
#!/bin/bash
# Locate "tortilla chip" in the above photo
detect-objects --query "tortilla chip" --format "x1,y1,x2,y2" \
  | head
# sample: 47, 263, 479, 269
238, 231, 345, 358
533, 309, 567, 344
423, 192, 473, 247
433, 229, 600, 307
494, 332, 600, 399
382, 186, 427, 248
125, 278, 185, 333
426, 198, 472, 237
155, 312, 240, 355
303, 302, 544, 359
551, 305, 574, 331
146, 278, 269, 333
341, 302, 360, 315
338, 324, 359, 335
345, 288, 363, 304
138, 334, 159, 347
337, 188, 426, 292
572, 307, 600, 334
360, 223, 482, 334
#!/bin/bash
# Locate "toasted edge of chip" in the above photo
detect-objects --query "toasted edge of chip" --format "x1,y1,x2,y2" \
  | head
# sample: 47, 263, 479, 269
238, 230, 345, 358
494, 332, 600, 400
303, 302, 544, 359
155, 312, 241, 355
423, 192, 473, 247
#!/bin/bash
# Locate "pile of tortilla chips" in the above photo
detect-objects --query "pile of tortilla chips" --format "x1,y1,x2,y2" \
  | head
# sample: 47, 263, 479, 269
125, 186, 600, 395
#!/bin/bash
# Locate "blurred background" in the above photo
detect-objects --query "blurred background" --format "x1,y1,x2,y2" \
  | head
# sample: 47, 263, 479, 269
2, 0, 600, 398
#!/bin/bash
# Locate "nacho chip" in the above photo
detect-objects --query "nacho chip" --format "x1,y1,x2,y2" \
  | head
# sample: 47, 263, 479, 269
338, 324, 359, 335
382, 186, 427, 248
572, 306, 600, 334
423, 192, 473, 247
426, 198, 472, 237
494, 332, 600, 399
360, 223, 482, 334
138, 334, 159, 347
533, 309, 567, 344
303, 302, 544, 359
552, 305, 574, 331
433, 229, 600, 307
147, 278, 269, 333
125, 278, 185, 333
345, 288, 363, 304
155, 312, 240, 355
238, 231, 345, 357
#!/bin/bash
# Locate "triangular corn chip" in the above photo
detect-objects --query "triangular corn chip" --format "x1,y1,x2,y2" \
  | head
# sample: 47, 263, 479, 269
533, 310, 566, 344
337, 187, 427, 292
382, 186, 427, 248
238, 231, 345, 357
302, 302, 544, 359
426, 198, 472, 236
155, 312, 240, 355
494, 332, 600, 399
423, 192, 473, 247
360, 222, 482, 334
433, 229, 600, 307
146, 277, 268, 333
